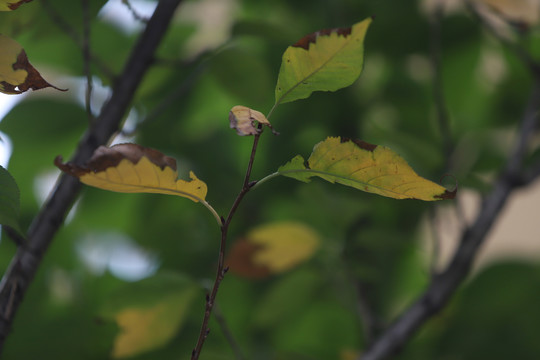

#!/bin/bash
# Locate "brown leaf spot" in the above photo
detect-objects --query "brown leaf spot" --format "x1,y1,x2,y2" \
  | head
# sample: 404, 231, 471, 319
435, 188, 457, 200
55, 143, 178, 178
7, 0, 33, 10
226, 239, 271, 279
341, 137, 378, 152
293, 26, 352, 50
12, 50, 67, 93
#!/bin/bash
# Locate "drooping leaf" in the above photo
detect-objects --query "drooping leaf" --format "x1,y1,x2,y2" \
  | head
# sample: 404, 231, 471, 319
55, 143, 208, 203
0, 34, 66, 94
227, 221, 320, 278
229, 105, 275, 136
278, 137, 456, 201
274, 17, 372, 105
100, 273, 199, 358
0, 0, 32, 11
0, 165, 24, 237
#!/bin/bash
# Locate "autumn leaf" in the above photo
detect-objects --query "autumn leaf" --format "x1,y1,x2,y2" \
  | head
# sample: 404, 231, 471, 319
0, 34, 66, 94
0, 0, 32, 11
100, 273, 198, 358
274, 17, 372, 106
56, 143, 208, 202
229, 105, 275, 136
227, 221, 320, 278
0, 165, 24, 237
277, 137, 456, 201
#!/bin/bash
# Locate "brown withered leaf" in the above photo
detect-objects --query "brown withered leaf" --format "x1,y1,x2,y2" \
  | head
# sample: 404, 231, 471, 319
229, 105, 277, 136
0, 34, 66, 94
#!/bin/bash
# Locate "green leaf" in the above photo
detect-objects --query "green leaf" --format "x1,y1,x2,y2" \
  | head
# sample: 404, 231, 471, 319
0, 165, 24, 237
278, 137, 455, 201
274, 17, 372, 105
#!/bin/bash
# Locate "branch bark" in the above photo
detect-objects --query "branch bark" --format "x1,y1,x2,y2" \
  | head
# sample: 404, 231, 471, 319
359, 79, 540, 360
0, 0, 184, 352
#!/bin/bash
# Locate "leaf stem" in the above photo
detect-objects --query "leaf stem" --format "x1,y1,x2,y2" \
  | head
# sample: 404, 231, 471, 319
191, 131, 263, 360
251, 171, 279, 190
200, 200, 223, 227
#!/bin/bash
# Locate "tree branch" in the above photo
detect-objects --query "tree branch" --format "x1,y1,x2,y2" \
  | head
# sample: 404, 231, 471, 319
359, 78, 540, 360
0, 0, 184, 352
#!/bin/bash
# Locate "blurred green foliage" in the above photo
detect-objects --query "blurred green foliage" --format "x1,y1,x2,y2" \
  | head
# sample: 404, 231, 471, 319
0, 0, 539, 359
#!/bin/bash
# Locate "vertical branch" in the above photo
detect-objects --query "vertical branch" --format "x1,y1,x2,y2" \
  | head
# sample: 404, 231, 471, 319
429, 1, 453, 160
191, 131, 263, 360
81, 0, 93, 119
0, 0, 185, 353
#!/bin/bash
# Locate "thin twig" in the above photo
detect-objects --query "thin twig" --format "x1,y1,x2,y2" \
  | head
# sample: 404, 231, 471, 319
81, 0, 94, 120
429, 2, 453, 160
40, 0, 116, 81
213, 302, 247, 360
122, 0, 150, 23
0, 0, 185, 352
191, 130, 263, 360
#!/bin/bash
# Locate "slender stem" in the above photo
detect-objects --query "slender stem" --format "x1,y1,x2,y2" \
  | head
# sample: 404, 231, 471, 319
201, 200, 223, 227
191, 132, 263, 360
251, 171, 279, 190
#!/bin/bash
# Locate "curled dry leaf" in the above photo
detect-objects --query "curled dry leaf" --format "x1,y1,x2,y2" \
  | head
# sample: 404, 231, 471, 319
0, 0, 32, 11
227, 221, 320, 279
0, 34, 66, 94
55, 143, 208, 203
229, 105, 276, 136
278, 137, 456, 201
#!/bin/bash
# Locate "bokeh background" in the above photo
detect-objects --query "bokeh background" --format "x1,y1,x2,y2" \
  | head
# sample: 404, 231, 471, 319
1, 0, 540, 359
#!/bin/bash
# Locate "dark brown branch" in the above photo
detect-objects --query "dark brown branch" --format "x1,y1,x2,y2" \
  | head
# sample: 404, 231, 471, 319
359, 79, 540, 360
0, 0, 184, 352
191, 130, 263, 359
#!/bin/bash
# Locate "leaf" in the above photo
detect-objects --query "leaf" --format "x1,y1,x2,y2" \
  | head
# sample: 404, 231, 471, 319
55, 143, 208, 203
227, 221, 320, 278
0, 165, 24, 237
0, 34, 66, 94
278, 137, 456, 201
0, 0, 32, 11
274, 17, 372, 105
100, 273, 199, 358
229, 105, 275, 136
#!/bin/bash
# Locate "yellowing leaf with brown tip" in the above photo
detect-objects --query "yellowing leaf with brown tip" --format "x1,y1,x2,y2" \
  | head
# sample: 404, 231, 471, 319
275, 17, 372, 105
0, 0, 32, 11
227, 222, 320, 278
278, 137, 456, 201
55, 143, 208, 203
0, 34, 66, 94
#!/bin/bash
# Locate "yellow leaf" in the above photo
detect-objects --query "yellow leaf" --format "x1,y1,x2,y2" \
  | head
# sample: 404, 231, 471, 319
278, 137, 456, 201
227, 221, 320, 278
101, 273, 198, 358
0, 0, 32, 11
0, 34, 66, 94
229, 105, 275, 136
55, 143, 208, 203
